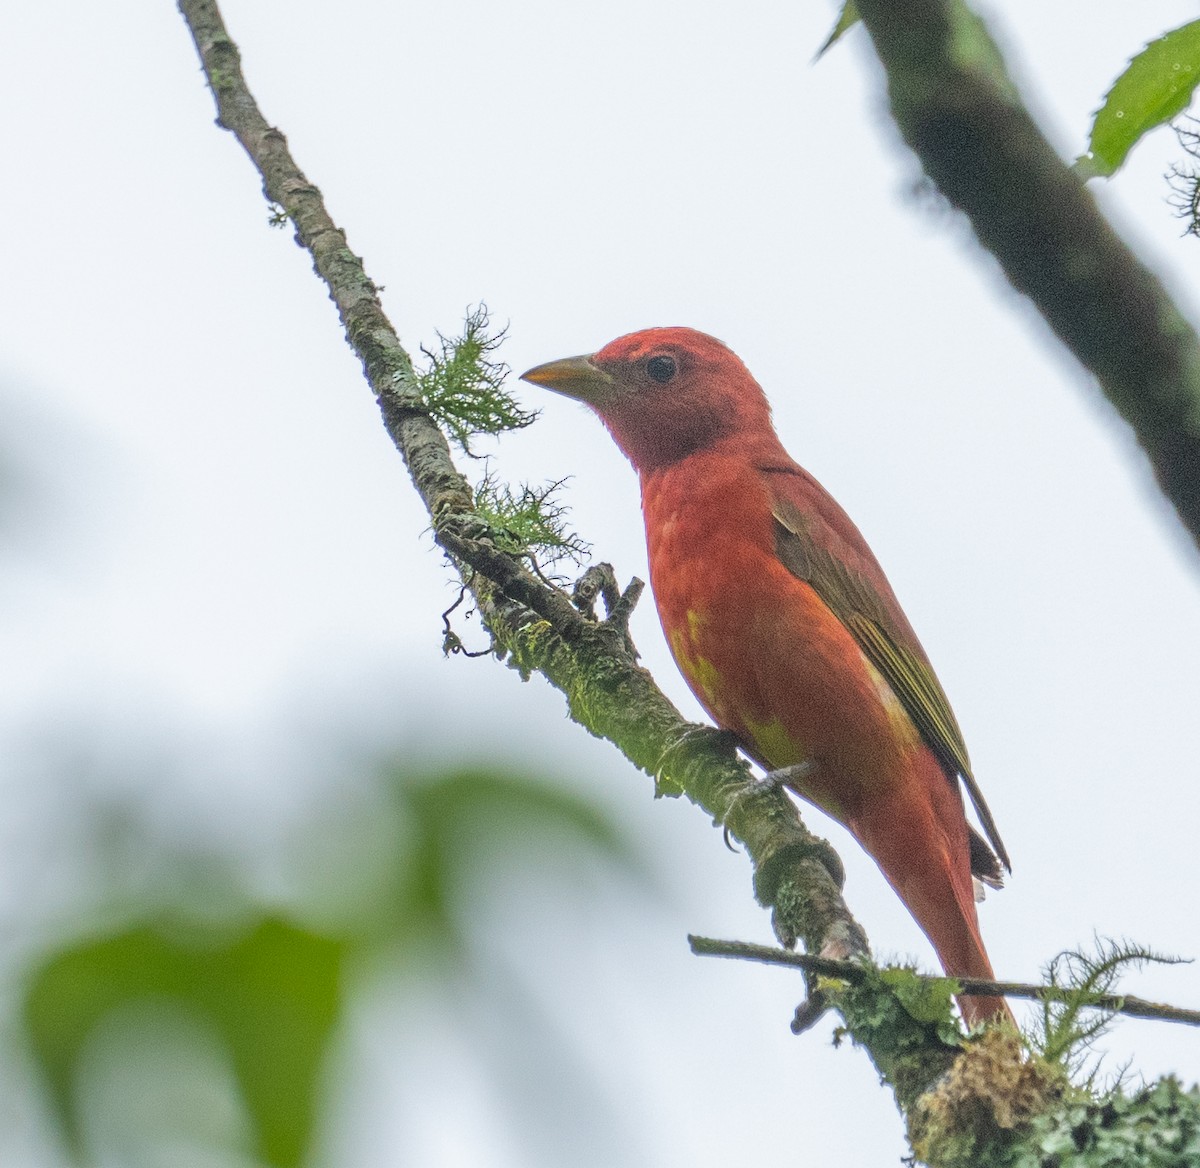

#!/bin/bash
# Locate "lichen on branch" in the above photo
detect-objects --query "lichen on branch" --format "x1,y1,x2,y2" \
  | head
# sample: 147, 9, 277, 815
473, 469, 591, 569
412, 307, 535, 455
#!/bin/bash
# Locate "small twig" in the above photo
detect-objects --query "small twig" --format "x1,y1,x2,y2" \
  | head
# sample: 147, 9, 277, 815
688, 936, 1200, 1028
441, 585, 492, 658
604, 576, 644, 635
571, 562, 621, 619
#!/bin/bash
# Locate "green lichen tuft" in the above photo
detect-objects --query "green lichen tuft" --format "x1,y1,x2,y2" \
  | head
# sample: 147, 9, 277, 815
413, 306, 535, 455
1029, 938, 1184, 1085
473, 469, 590, 569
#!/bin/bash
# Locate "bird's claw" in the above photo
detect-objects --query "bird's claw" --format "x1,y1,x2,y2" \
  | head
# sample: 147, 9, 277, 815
756, 759, 817, 794
721, 759, 818, 849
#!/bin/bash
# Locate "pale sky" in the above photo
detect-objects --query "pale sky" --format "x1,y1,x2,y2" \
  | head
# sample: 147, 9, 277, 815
2, 1, 1199, 1165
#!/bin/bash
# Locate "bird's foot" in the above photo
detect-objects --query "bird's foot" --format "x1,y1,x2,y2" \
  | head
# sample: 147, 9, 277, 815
654, 723, 742, 800
755, 759, 817, 794
721, 759, 817, 851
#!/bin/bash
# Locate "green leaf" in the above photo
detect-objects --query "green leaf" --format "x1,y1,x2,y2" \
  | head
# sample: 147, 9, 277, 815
1077, 20, 1200, 179
23, 916, 345, 1168
817, 0, 859, 60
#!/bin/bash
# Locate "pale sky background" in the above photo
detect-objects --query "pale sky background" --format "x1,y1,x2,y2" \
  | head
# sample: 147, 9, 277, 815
2, 1, 1200, 1165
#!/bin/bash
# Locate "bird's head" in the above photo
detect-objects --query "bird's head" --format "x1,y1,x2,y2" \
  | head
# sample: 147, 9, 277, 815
520, 327, 774, 472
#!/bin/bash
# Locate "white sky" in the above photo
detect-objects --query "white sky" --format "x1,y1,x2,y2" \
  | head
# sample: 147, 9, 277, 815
2, 1, 1200, 1165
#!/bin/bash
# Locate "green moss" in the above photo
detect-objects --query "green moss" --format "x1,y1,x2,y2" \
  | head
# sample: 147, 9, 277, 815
473, 471, 589, 569
834, 964, 963, 1109
1001, 1077, 1200, 1168
912, 1029, 1069, 1167
414, 307, 535, 454
500, 617, 556, 683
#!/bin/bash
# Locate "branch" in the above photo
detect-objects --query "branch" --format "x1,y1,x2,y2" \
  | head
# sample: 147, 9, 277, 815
175, 0, 871, 1051
689, 936, 1200, 1027
854, 0, 1200, 551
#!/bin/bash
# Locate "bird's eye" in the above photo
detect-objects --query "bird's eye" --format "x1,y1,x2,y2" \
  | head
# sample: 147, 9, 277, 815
646, 355, 676, 384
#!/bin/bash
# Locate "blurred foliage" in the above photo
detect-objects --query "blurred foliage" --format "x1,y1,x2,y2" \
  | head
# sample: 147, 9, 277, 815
18, 764, 642, 1168
395, 767, 637, 940
819, 7, 1200, 196
25, 918, 344, 1168
817, 0, 859, 58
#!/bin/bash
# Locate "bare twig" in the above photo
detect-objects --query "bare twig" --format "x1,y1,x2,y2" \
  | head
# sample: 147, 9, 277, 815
689, 936, 1200, 1027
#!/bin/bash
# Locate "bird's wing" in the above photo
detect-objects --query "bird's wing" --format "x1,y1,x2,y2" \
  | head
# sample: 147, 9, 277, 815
766, 467, 1010, 878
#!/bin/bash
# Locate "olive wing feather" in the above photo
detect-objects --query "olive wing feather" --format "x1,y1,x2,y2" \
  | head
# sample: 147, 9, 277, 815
770, 489, 1010, 880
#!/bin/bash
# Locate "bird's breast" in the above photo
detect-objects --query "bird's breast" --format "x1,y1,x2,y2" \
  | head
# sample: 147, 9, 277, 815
640, 453, 920, 822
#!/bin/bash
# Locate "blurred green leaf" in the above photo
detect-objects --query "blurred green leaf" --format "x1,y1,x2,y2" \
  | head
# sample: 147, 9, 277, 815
24, 916, 345, 1168
1076, 19, 1200, 178
394, 767, 642, 943
21, 765, 643, 1167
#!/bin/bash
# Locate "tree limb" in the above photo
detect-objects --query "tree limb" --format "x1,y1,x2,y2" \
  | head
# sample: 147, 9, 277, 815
854, 0, 1200, 551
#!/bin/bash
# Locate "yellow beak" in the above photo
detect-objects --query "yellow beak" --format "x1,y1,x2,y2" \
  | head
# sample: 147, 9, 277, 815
519, 354, 615, 407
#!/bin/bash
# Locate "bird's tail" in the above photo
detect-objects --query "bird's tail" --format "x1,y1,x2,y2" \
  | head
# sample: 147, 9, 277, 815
850, 760, 1013, 1029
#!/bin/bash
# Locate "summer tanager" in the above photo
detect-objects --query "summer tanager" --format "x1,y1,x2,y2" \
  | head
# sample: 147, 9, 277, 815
521, 326, 1011, 1026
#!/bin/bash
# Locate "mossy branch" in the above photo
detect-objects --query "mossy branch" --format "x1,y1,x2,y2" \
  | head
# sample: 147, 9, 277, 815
693, 934, 1200, 1167
175, 1, 1200, 1159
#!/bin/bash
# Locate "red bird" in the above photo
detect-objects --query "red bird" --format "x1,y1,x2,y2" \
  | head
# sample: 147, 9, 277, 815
522, 327, 1011, 1027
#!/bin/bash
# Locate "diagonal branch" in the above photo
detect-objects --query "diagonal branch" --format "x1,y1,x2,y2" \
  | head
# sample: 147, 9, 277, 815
175, 0, 872, 1054
854, 0, 1200, 551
